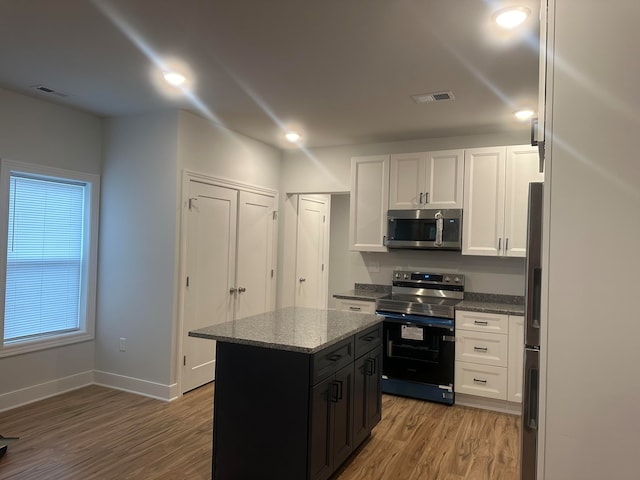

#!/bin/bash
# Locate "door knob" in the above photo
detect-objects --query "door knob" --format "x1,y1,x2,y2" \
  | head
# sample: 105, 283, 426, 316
299, 277, 306, 283
238, 287, 246, 293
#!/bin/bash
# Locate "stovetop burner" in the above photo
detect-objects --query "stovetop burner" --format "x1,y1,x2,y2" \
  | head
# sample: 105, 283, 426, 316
375, 270, 465, 319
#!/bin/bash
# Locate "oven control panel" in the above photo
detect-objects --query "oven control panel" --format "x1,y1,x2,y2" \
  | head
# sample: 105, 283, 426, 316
392, 270, 464, 286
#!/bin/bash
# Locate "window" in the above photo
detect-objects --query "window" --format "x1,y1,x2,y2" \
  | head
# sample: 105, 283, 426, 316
0, 160, 100, 356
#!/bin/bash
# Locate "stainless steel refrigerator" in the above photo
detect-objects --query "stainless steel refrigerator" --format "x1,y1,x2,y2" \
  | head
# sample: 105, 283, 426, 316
521, 182, 543, 480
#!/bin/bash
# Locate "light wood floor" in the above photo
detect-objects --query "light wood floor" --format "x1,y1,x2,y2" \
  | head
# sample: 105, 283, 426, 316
0, 384, 520, 479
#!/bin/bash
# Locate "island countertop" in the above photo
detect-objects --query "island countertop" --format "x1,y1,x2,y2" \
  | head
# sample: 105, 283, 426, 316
188, 306, 382, 354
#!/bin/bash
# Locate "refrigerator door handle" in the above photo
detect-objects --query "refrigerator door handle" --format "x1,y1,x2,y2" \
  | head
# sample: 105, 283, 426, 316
532, 267, 542, 329
525, 361, 539, 430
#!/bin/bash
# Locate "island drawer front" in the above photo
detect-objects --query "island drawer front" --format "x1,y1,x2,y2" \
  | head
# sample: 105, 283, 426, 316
355, 324, 383, 359
312, 337, 355, 385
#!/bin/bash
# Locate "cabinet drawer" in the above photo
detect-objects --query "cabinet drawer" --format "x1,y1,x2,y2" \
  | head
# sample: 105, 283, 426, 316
312, 337, 354, 385
355, 324, 382, 358
456, 330, 508, 367
455, 310, 509, 334
335, 299, 376, 314
455, 361, 507, 400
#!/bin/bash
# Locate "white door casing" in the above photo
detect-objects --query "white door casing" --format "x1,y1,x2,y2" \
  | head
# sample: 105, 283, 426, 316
295, 195, 329, 309
182, 181, 237, 393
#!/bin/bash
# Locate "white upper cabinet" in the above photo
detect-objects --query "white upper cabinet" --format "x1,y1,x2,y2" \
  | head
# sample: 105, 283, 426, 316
503, 146, 544, 256
349, 155, 389, 252
388, 149, 464, 210
462, 145, 542, 257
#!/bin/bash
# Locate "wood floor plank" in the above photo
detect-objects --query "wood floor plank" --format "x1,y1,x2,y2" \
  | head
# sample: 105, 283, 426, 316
0, 385, 520, 480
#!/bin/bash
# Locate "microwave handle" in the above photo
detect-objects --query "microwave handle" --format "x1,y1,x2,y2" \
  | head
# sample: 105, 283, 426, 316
435, 211, 443, 246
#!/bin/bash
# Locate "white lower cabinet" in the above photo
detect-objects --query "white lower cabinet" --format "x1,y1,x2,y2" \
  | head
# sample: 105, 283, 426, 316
507, 315, 524, 403
455, 311, 524, 405
455, 362, 508, 399
334, 298, 376, 314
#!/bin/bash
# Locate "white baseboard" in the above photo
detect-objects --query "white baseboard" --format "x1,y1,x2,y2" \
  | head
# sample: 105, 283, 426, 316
93, 370, 177, 402
0, 370, 93, 413
456, 392, 522, 415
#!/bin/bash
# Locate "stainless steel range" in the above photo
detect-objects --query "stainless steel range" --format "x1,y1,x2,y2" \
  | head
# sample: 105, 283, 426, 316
376, 270, 464, 405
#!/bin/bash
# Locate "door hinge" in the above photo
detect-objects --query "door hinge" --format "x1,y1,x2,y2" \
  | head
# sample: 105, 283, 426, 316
188, 197, 197, 210
271, 269, 274, 278
183, 355, 186, 366
273, 211, 278, 220
322, 263, 325, 271
186, 276, 190, 287
323, 215, 326, 223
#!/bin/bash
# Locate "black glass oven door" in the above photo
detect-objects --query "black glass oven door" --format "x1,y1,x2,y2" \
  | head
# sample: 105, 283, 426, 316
382, 320, 454, 386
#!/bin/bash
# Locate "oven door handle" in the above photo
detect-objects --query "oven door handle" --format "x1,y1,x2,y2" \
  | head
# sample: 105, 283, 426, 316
377, 311, 454, 328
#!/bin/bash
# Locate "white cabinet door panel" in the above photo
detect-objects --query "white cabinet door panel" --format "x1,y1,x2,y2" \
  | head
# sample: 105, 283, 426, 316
504, 146, 544, 257
455, 310, 509, 334
456, 330, 508, 367
389, 152, 424, 209
426, 149, 464, 209
462, 147, 506, 256
349, 155, 389, 252
455, 362, 508, 400
508, 315, 525, 403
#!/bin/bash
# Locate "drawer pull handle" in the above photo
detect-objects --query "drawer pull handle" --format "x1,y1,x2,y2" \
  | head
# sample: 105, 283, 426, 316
473, 378, 487, 384
366, 358, 376, 375
473, 346, 488, 352
349, 306, 362, 311
474, 320, 489, 326
327, 354, 342, 362
362, 335, 376, 342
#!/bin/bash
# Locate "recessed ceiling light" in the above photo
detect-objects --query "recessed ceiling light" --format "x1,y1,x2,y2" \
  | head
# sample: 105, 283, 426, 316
514, 108, 535, 120
285, 131, 301, 143
493, 6, 531, 29
163, 71, 186, 87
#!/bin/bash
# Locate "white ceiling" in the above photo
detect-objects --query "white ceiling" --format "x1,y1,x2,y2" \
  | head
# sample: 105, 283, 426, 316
0, 0, 540, 149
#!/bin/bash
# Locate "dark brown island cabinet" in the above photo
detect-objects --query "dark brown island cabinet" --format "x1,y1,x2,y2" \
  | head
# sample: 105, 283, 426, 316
209, 322, 382, 480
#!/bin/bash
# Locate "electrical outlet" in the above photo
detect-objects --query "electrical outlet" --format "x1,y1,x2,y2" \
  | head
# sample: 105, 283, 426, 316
119, 337, 126, 352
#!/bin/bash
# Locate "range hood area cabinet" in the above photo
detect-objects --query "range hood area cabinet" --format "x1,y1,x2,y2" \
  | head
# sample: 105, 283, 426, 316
462, 145, 543, 257
349, 150, 463, 252
388, 150, 464, 210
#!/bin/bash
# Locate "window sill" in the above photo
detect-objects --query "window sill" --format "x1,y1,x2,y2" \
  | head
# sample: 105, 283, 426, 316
0, 331, 94, 357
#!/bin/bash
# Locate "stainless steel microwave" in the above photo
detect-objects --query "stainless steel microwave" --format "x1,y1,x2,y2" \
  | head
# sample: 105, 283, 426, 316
386, 209, 462, 250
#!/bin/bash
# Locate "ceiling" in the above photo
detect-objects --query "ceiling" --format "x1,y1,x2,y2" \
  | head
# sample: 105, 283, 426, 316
0, 0, 540, 149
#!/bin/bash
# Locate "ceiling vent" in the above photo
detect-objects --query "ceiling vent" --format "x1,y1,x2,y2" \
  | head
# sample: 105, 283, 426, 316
411, 91, 455, 104
31, 84, 69, 98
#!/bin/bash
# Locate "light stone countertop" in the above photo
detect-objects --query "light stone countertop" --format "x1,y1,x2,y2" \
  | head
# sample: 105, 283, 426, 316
188, 306, 383, 354
456, 293, 525, 316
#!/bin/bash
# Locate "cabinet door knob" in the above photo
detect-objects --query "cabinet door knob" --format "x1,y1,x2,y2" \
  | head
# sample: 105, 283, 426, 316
299, 277, 306, 283
238, 287, 246, 293
229, 288, 237, 294
419, 192, 423, 204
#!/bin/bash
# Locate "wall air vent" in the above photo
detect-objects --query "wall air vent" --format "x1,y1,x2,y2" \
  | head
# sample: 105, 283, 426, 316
31, 84, 69, 98
411, 91, 455, 103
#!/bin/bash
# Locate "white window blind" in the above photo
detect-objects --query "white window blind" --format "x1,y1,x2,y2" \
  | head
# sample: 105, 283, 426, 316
4, 174, 85, 342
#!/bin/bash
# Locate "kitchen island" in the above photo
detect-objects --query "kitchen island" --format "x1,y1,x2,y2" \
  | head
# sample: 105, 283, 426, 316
189, 306, 383, 480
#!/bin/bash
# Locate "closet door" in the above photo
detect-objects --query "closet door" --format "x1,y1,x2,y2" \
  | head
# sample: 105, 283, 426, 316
235, 191, 277, 320
182, 181, 237, 392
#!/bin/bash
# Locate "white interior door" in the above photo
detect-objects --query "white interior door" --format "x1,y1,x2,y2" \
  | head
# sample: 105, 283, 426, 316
235, 191, 276, 319
295, 195, 329, 309
182, 181, 237, 393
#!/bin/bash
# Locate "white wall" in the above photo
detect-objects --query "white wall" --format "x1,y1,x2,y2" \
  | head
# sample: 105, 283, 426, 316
96, 111, 180, 398
0, 88, 102, 406
541, 1, 640, 478
178, 111, 281, 190
279, 130, 531, 301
